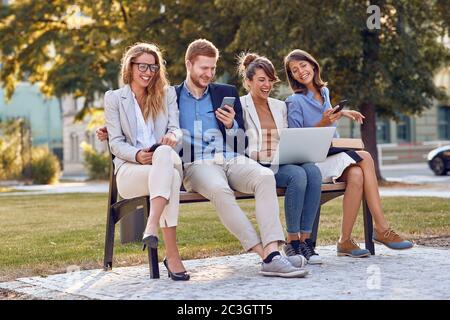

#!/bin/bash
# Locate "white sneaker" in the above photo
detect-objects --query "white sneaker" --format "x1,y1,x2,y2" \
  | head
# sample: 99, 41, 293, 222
282, 243, 308, 267
284, 253, 308, 268
260, 255, 309, 278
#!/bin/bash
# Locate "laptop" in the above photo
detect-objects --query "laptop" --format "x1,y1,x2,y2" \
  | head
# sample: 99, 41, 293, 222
270, 127, 336, 165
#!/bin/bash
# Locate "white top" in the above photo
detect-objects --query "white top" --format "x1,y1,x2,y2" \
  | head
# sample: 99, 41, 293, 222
132, 92, 156, 149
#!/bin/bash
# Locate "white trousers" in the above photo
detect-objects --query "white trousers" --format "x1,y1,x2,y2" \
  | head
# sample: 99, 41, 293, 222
183, 155, 285, 251
116, 145, 183, 228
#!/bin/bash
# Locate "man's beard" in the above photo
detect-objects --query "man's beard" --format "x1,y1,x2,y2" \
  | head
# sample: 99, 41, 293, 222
189, 74, 211, 89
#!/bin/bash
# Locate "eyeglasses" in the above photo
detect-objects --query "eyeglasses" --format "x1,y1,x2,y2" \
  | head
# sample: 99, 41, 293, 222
131, 62, 160, 73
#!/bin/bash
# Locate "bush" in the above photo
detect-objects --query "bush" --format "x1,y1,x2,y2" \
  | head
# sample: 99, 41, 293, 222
81, 141, 110, 180
0, 138, 21, 180
30, 147, 61, 184
0, 118, 30, 180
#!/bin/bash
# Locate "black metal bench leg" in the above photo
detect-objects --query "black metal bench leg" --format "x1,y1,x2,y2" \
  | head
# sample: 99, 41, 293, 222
148, 247, 160, 279
310, 207, 321, 248
144, 197, 159, 279
363, 199, 375, 255
103, 209, 115, 270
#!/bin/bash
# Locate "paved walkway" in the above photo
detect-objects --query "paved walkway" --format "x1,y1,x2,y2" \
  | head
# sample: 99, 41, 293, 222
2, 181, 450, 198
1, 244, 449, 300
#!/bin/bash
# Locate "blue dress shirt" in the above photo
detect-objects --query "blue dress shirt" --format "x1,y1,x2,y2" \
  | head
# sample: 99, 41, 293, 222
285, 87, 339, 138
178, 82, 238, 161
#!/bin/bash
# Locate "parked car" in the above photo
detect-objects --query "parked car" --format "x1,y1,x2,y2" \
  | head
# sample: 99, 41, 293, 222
427, 145, 450, 175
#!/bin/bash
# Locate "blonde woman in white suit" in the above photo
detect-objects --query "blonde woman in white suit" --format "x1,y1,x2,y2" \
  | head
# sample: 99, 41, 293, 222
239, 53, 323, 265
103, 43, 189, 281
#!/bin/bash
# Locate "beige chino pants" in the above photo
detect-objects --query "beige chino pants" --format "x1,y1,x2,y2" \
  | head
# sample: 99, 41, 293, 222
116, 145, 183, 228
183, 155, 285, 251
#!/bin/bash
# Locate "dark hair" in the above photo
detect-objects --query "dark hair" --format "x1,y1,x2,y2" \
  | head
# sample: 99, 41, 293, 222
237, 52, 280, 91
284, 49, 327, 94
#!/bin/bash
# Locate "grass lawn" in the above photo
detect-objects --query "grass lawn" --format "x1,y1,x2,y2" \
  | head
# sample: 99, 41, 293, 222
0, 193, 449, 281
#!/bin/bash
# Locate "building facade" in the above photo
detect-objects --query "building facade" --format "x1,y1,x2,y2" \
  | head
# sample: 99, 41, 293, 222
336, 66, 450, 165
0, 82, 63, 161
61, 95, 107, 177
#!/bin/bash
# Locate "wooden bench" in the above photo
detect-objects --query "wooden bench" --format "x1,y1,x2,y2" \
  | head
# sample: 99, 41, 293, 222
103, 142, 375, 278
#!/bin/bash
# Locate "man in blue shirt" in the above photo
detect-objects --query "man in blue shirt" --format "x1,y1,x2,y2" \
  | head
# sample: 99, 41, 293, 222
175, 39, 308, 278
97, 40, 309, 278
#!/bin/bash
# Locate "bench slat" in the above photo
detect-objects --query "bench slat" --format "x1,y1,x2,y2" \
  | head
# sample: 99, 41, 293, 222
180, 182, 347, 203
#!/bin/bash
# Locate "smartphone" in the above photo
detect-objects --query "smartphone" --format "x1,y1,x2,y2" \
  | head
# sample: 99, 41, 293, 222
219, 97, 236, 110
148, 143, 161, 152
331, 99, 348, 114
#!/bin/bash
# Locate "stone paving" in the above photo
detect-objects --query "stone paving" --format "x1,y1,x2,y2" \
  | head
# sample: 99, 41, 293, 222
1, 244, 449, 300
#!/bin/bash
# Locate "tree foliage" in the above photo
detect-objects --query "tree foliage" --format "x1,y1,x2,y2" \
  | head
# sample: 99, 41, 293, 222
1, 0, 449, 179
0, 0, 240, 119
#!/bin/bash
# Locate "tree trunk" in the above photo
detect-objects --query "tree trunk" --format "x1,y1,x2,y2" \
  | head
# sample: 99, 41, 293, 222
359, 16, 384, 181
360, 18, 384, 181
360, 102, 384, 181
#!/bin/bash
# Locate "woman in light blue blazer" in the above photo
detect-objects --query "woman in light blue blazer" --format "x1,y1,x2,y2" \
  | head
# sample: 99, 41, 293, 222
104, 43, 189, 280
284, 49, 413, 257
238, 53, 323, 265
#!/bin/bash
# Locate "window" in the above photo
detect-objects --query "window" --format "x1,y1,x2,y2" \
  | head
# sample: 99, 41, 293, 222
438, 106, 450, 140
376, 117, 391, 143
397, 115, 411, 142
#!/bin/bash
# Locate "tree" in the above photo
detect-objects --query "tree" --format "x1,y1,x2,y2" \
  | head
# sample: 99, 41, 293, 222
1, 0, 449, 180
220, 0, 450, 179
0, 0, 240, 118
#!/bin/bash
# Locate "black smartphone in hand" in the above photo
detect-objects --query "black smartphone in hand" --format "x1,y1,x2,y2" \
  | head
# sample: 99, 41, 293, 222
219, 96, 236, 110
332, 99, 348, 114
149, 143, 161, 152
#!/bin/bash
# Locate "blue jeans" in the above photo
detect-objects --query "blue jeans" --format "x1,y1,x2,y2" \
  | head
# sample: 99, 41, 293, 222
274, 163, 322, 234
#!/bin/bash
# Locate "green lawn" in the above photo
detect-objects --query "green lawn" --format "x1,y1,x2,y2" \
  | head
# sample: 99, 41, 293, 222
0, 193, 449, 281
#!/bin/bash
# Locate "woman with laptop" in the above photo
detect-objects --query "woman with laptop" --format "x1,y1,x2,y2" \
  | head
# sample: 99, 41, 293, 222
284, 49, 413, 257
238, 53, 324, 265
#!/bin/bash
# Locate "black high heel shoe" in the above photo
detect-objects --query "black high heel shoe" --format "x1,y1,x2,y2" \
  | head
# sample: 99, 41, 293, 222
163, 258, 190, 281
142, 235, 159, 279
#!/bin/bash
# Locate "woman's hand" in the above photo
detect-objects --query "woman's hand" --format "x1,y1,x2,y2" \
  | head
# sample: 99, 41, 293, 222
342, 110, 365, 124
317, 109, 342, 127
96, 126, 108, 141
160, 132, 178, 148
136, 148, 153, 165
257, 149, 273, 162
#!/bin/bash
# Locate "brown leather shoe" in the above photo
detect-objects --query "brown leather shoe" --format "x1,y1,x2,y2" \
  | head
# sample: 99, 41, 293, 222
337, 239, 370, 258
373, 228, 413, 250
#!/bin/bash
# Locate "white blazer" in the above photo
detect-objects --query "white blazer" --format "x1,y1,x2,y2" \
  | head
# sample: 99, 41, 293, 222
240, 93, 288, 161
104, 84, 182, 173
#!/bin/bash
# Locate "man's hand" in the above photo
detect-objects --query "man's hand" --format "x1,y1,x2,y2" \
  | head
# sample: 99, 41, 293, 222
160, 132, 178, 147
136, 148, 153, 165
215, 105, 236, 129
342, 110, 365, 124
96, 126, 108, 141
